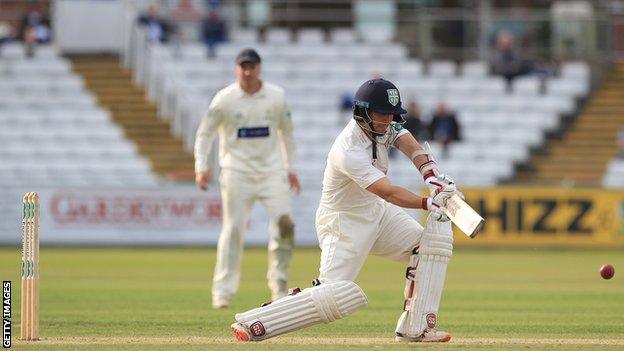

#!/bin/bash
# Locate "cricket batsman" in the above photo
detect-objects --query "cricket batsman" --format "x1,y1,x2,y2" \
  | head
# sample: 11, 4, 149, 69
230, 78, 461, 342
194, 48, 301, 308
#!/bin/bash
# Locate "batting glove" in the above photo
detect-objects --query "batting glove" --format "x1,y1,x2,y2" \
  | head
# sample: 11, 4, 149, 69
424, 173, 454, 195
425, 173, 465, 200
422, 185, 457, 222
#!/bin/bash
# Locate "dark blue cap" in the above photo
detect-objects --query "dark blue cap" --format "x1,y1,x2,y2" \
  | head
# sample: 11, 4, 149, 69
236, 48, 261, 64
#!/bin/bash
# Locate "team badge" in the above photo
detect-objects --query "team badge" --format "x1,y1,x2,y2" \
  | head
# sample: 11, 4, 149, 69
426, 313, 437, 328
387, 89, 399, 106
250, 321, 266, 336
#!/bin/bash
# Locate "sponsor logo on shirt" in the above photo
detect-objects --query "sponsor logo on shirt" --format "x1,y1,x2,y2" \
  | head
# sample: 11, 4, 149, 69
238, 127, 270, 138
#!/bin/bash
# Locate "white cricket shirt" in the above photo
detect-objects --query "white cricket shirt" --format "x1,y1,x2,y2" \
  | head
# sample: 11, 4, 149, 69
194, 82, 295, 174
319, 119, 408, 211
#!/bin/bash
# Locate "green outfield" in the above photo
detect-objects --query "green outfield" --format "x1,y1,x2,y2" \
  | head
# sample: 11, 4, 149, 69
2, 247, 623, 350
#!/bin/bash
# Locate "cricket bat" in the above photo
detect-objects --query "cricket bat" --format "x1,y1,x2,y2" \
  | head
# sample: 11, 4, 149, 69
443, 194, 484, 238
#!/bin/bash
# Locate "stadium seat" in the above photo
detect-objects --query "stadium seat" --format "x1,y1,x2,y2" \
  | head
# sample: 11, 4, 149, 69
0, 48, 158, 190
546, 77, 590, 99
330, 28, 357, 44
561, 61, 590, 82
230, 29, 259, 44
428, 61, 456, 78
461, 61, 489, 77
297, 28, 325, 44
512, 76, 542, 95
266, 28, 292, 44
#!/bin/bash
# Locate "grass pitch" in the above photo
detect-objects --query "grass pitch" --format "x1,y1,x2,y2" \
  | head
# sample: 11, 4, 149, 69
2, 247, 623, 350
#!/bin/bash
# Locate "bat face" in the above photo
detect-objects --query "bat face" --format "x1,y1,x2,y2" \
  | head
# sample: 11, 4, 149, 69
444, 194, 484, 238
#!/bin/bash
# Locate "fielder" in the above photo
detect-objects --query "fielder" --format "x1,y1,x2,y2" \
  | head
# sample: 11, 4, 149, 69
194, 48, 301, 308
230, 78, 460, 342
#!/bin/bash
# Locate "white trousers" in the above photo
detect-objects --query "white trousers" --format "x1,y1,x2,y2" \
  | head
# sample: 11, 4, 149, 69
213, 169, 294, 301
315, 201, 424, 282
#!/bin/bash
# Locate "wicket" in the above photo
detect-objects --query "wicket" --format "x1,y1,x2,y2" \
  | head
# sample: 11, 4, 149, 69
21, 192, 40, 341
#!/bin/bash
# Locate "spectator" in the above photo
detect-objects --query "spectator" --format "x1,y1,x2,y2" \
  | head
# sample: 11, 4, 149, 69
490, 29, 533, 87
337, 92, 353, 125
0, 21, 13, 43
137, 5, 172, 43
202, 10, 227, 57
429, 102, 461, 157
488, 2, 533, 48
0, 21, 13, 57
20, 3, 51, 58
170, 0, 202, 43
20, 4, 51, 43
23, 27, 36, 58
403, 100, 428, 141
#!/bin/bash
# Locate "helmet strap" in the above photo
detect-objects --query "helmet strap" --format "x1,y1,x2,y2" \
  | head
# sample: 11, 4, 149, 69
372, 139, 377, 160
354, 108, 383, 160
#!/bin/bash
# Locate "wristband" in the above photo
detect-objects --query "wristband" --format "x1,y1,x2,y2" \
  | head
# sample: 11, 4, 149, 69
423, 172, 435, 182
420, 162, 437, 181
421, 197, 433, 210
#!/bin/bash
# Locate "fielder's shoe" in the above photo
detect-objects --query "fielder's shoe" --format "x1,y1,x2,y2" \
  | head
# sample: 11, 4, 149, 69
395, 329, 452, 343
212, 297, 230, 309
231, 322, 251, 342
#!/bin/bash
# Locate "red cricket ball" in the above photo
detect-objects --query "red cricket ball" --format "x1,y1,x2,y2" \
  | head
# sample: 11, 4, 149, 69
600, 264, 615, 280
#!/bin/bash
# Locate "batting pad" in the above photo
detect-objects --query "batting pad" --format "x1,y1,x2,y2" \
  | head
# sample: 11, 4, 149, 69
234, 280, 368, 341
396, 215, 453, 338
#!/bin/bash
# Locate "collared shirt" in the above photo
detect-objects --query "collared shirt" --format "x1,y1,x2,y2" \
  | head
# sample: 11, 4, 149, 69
319, 119, 408, 211
194, 81, 295, 174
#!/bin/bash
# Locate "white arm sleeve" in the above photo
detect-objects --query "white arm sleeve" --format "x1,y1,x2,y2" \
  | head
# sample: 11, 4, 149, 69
337, 149, 386, 189
277, 97, 296, 172
194, 97, 224, 173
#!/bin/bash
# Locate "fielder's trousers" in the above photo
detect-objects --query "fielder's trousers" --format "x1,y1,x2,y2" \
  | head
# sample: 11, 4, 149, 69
212, 168, 294, 302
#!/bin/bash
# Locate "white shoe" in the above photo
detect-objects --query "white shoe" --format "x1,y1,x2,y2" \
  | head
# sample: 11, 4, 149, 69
212, 297, 230, 309
270, 279, 288, 301
395, 329, 451, 343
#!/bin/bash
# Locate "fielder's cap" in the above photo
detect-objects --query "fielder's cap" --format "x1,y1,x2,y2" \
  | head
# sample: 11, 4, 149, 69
236, 48, 261, 64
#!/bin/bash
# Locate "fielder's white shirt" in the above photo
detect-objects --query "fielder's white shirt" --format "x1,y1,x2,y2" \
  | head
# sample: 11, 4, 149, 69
194, 82, 295, 174
319, 119, 408, 211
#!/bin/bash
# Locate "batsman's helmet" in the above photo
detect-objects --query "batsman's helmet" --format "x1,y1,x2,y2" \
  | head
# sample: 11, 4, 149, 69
353, 78, 407, 123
